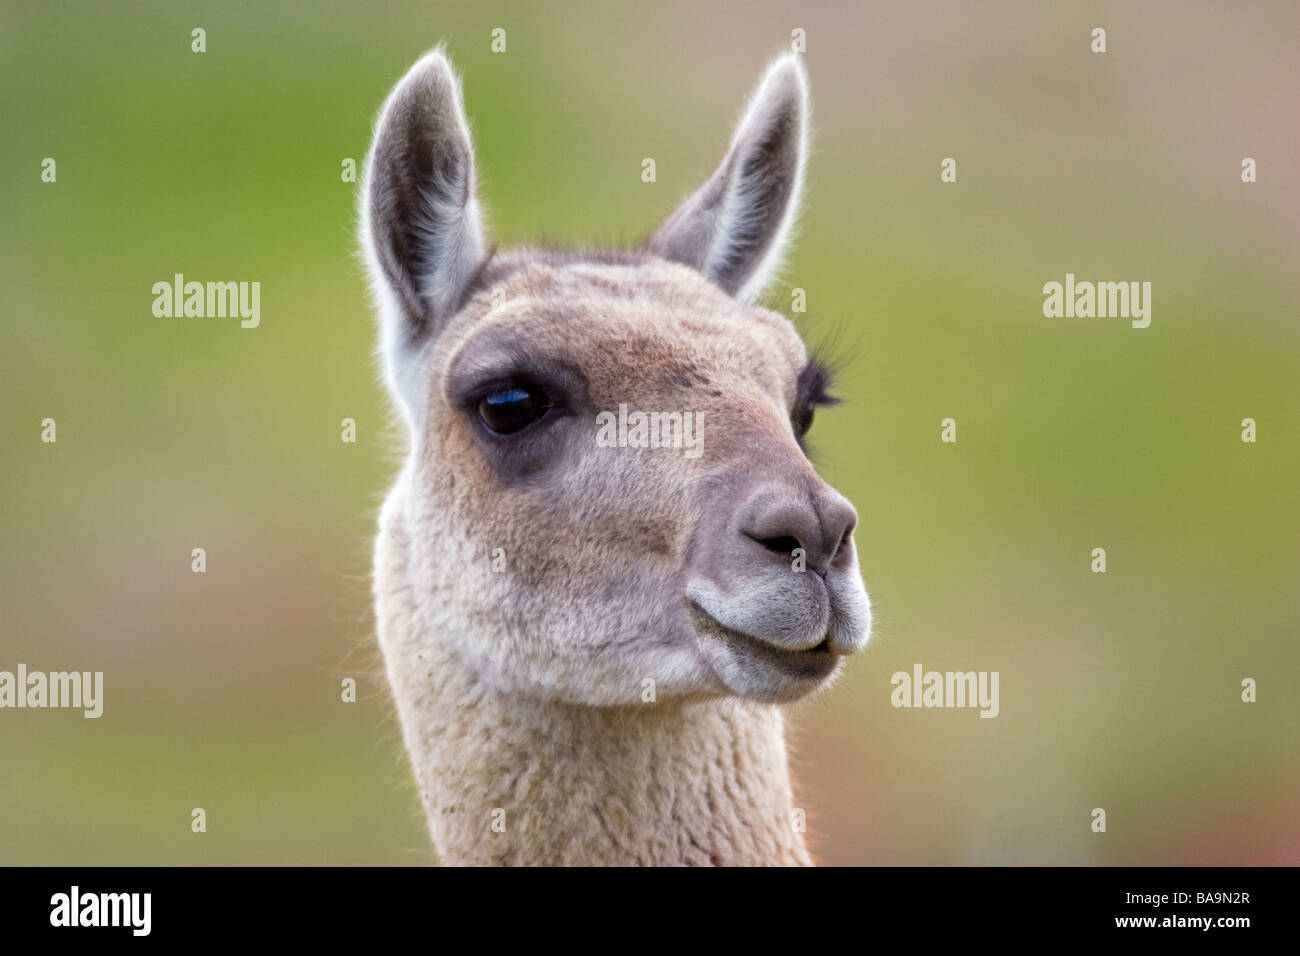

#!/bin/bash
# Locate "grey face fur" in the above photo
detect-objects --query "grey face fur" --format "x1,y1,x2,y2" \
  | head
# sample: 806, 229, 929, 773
363, 48, 871, 708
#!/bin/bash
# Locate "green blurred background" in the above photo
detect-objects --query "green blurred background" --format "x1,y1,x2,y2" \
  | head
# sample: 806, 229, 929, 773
2, 0, 1297, 864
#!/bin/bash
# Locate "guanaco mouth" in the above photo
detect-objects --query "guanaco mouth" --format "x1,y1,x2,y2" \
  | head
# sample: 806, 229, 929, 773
689, 602, 839, 682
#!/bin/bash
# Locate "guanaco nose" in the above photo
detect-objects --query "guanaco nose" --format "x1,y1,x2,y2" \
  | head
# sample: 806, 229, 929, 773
739, 484, 857, 576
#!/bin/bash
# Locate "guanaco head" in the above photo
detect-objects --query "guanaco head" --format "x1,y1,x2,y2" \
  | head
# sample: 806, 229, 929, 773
363, 49, 870, 706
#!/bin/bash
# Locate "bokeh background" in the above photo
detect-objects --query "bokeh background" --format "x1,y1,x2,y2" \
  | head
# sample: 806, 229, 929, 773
2, 0, 1297, 865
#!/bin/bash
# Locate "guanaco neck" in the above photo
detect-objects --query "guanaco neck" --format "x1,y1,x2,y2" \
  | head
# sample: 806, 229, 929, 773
393, 657, 811, 865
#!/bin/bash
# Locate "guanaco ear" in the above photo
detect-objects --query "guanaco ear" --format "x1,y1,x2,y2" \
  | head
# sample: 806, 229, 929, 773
648, 54, 809, 303
361, 48, 486, 417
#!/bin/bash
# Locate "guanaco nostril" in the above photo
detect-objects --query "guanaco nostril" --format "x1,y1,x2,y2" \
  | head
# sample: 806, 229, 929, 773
754, 534, 802, 557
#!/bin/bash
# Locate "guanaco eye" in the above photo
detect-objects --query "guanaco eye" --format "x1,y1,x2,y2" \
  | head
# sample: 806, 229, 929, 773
793, 401, 816, 438
477, 385, 550, 435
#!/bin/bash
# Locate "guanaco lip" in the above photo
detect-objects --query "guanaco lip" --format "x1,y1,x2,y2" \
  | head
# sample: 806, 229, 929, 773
689, 603, 839, 681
